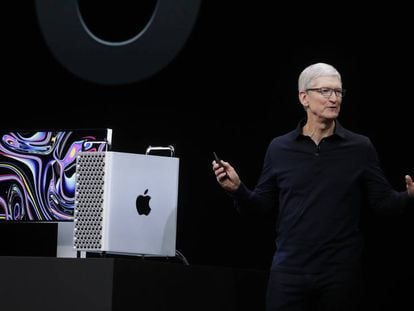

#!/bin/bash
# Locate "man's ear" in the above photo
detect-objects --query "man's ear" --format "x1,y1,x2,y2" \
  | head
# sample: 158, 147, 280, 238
298, 92, 308, 109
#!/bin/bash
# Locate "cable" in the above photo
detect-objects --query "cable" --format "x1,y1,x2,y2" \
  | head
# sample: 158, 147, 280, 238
175, 250, 190, 266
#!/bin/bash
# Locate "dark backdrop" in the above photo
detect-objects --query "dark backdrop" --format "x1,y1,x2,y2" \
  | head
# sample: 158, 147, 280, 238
2, 1, 413, 309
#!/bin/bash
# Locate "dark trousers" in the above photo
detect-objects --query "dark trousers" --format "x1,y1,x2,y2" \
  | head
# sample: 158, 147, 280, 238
266, 265, 363, 311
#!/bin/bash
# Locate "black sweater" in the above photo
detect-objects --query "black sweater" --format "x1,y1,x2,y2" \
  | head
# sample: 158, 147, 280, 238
232, 120, 412, 273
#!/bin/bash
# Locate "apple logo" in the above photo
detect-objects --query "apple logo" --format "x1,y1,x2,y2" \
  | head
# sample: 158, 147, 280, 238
136, 189, 151, 216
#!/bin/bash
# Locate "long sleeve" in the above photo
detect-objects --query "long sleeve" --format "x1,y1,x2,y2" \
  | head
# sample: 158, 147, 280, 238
362, 138, 410, 213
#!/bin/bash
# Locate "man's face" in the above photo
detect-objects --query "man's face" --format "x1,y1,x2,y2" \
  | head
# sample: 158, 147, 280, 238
299, 76, 343, 121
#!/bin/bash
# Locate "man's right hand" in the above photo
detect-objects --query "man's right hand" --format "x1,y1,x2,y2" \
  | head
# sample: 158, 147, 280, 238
212, 160, 241, 192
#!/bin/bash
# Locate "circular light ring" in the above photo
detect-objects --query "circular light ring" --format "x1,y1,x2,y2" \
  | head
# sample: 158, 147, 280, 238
35, 0, 202, 85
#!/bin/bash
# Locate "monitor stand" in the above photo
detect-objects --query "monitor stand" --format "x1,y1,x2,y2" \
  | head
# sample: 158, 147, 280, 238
57, 222, 85, 258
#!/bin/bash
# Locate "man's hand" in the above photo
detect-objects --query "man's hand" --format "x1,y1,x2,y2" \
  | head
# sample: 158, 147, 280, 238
212, 160, 241, 192
405, 175, 414, 197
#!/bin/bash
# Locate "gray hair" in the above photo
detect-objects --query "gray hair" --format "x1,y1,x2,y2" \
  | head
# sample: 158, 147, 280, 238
298, 63, 342, 92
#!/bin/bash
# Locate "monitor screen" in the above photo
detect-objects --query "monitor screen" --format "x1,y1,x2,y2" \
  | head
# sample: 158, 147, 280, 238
0, 129, 112, 221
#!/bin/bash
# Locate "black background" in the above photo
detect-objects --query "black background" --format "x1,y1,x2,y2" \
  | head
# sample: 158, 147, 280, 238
1, 1, 413, 309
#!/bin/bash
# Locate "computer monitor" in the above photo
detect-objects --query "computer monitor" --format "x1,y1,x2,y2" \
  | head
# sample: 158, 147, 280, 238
0, 129, 112, 222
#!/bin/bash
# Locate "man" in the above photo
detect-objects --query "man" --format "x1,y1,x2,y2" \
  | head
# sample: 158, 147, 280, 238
212, 62, 414, 311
